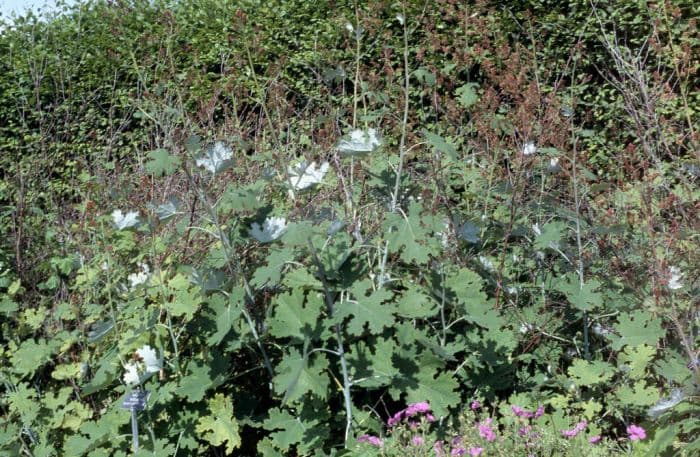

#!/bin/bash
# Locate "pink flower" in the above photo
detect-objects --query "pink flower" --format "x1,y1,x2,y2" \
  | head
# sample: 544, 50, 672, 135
388, 413, 402, 427
469, 448, 484, 456
412, 436, 425, 446
478, 418, 496, 442
519, 426, 532, 436
588, 435, 602, 444
627, 424, 646, 441
471, 400, 481, 410
451, 447, 466, 456
511, 405, 534, 418
389, 401, 432, 427
434, 440, 445, 456
534, 405, 545, 418
561, 420, 587, 439
358, 434, 383, 447
406, 401, 432, 416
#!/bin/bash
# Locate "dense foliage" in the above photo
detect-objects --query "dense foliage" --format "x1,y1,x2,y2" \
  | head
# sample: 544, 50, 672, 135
1, 0, 698, 455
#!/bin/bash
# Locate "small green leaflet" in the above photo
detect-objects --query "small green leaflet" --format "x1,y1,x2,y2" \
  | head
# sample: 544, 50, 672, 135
273, 347, 330, 403
262, 407, 324, 452
207, 290, 244, 345
251, 247, 295, 288
610, 310, 665, 351
615, 381, 659, 407
555, 273, 602, 312
533, 220, 567, 251
165, 273, 202, 320
335, 279, 394, 335
455, 83, 479, 109
10, 338, 59, 378
144, 149, 181, 176
619, 344, 655, 379
422, 129, 457, 161
178, 361, 213, 402
268, 290, 324, 340
195, 393, 241, 454
384, 201, 435, 264
153, 196, 182, 221
397, 284, 438, 318
348, 337, 400, 388
568, 359, 614, 385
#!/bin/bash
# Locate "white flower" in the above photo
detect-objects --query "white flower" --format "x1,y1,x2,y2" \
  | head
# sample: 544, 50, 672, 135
123, 362, 140, 386
522, 141, 537, 156
478, 255, 495, 272
591, 322, 613, 337
396, 14, 404, 25
288, 161, 329, 191
337, 128, 381, 155
345, 22, 354, 33
250, 217, 287, 243
668, 266, 683, 290
137, 345, 161, 373
648, 389, 685, 419
122, 344, 162, 386
532, 223, 542, 236
127, 262, 150, 289
112, 209, 140, 230
196, 141, 233, 174
519, 323, 534, 333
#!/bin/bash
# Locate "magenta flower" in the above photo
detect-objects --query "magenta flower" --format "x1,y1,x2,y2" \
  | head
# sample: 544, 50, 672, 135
471, 400, 481, 410
434, 440, 445, 456
478, 418, 496, 442
357, 434, 383, 447
519, 426, 532, 436
511, 405, 534, 418
469, 448, 484, 456
561, 420, 587, 439
451, 447, 466, 456
388, 402, 433, 427
412, 436, 425, 446
387, 412, 402, 427
534, 405, 545, 418
588, 435, 602, 444
406, 401, 432, 416
627, 424, 646, 441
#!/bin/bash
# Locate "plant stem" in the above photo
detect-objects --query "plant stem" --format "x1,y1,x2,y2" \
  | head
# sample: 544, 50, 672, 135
308, 239, 353, 445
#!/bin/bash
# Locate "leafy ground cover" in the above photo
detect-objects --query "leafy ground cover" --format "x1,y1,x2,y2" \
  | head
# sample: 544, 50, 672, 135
0, 0, 698, 455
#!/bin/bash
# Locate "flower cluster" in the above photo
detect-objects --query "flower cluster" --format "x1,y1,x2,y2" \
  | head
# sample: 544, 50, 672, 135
122, 344, 162, 386
561, 420, 588, 438
357, 434, 383, 447
387, 401, 435, 427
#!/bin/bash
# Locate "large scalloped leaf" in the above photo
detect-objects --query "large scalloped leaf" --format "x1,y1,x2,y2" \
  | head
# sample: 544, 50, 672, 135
195, 393, 241, 453
268, 290, 323, 340
335, 279, 394, 335
273, 348, 330, 403
610, 310, 665, 351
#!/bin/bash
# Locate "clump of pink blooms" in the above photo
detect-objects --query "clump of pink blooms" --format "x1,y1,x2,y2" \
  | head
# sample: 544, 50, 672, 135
357, 434, 383, 447
561, 420, 588, 438
627, 424, 646, 441
477, 417, 497, 442
388, 401, 436, 427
